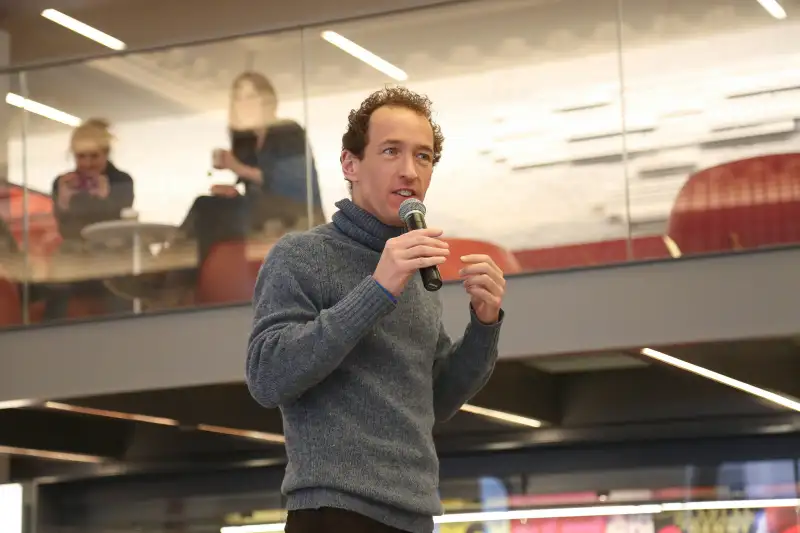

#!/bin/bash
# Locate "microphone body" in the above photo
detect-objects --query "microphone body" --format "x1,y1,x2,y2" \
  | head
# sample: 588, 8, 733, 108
400, 200, 443, 292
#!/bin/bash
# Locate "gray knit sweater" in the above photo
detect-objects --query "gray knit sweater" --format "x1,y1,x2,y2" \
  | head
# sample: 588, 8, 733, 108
246, 199, 503, 533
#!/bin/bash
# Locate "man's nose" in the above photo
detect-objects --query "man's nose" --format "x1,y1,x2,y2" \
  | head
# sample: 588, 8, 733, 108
399, 154, 418, 179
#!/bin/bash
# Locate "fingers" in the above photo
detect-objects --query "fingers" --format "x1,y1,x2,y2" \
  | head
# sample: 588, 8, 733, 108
409, 256, 448, 269
400, 245, 450, 260
463, 273, 503, 297
465, 285, 501, 308
409, 227, 444, 237
459, 259, 505, 288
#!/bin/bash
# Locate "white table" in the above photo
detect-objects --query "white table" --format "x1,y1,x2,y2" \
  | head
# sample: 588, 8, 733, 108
81, 220, 177, 313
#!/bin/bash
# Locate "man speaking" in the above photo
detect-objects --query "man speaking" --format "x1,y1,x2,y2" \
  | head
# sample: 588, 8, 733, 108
246, 87, 506, 533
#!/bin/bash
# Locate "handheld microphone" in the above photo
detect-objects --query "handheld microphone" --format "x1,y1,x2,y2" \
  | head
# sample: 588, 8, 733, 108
399, 198, 443, 292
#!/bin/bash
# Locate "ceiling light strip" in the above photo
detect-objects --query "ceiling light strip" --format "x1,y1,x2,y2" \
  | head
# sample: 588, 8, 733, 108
219, 499, 800, 533
40, 401, 287, 443
41, 9, 126, 50
320, 31, 408, 81
756, 0, 787, 20
459, 403, 543, 428
0, 399, 35, 410
640, 348, 800, 412
5, 93, 81, 127
0, 444, 105, 464
197, 424, 285, 444
43, 401, 179, 426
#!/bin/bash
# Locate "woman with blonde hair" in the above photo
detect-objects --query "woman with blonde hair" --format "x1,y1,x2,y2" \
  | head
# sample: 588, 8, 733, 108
52, 118, 134, 241
44, 118, 135, 320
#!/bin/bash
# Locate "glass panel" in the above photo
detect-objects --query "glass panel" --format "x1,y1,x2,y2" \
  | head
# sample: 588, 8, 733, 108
1, 72, 33, 329
14, 28, 312, 324
301, 0, 628, 277
620, 0, 800, 261
37, 457, 800, 532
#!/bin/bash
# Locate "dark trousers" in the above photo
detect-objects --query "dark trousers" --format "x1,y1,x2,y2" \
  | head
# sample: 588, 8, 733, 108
285, 508, 408, 533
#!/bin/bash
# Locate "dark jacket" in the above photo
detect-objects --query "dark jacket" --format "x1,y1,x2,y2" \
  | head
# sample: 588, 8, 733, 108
51, 161, 134, 241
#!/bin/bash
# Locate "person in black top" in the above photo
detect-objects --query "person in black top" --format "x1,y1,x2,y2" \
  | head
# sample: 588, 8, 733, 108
44, 118, 134, 320
51, 120, 134, 242
178, 71, 325, 263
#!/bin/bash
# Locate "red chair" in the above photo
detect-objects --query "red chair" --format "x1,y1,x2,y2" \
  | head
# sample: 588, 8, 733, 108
439, 238, 521, 281
0, 275, 22, 326
667, 153, 800, 255
196, 241, 261, 305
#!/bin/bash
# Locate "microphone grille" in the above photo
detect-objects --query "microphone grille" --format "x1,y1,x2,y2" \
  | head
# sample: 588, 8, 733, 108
399, 198, 426, 221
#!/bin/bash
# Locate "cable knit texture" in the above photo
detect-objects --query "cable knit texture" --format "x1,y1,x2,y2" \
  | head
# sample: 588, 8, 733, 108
247, 199, 503, 533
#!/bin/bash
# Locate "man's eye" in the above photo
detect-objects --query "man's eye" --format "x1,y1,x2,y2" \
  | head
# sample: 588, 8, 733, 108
383, 147, 397, 155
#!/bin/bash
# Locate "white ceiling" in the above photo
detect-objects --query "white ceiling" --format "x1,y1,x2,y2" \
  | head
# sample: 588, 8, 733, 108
2, 0, 794, 135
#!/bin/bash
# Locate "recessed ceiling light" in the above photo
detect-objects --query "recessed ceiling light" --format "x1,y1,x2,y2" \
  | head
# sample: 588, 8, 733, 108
756, 0, 787, 19
5, 93, 81, 126
321, 31, 407, 81
41, 9, 126, 50
641, 347, 800, 411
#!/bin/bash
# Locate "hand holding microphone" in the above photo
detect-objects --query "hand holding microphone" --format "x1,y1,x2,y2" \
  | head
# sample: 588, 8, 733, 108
373, 227, 449, 297
372, 199, 448, 297
375, 198, 504, 323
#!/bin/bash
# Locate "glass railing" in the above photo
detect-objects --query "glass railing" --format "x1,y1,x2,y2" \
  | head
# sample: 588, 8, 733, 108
1, 0, 799, 327
30, 456, 800, 533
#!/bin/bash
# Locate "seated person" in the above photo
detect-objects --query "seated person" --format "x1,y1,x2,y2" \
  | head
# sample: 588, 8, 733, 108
178, 71, 325, 263
43, 118, 135, 320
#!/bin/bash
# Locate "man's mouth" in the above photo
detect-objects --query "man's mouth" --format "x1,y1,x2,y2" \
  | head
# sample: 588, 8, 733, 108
393, 189, 416, 198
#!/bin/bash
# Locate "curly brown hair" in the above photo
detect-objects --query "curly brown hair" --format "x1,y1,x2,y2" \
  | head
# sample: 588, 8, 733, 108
342, 86, 444, 165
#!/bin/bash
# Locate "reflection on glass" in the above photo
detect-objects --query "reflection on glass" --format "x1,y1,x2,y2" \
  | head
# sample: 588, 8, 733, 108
4, 29, 319, 323
4, 0, 800, 329
620, 0, 800, 262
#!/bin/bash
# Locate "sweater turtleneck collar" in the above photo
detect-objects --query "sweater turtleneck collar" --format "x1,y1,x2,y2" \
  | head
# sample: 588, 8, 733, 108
331, 198, 404, 252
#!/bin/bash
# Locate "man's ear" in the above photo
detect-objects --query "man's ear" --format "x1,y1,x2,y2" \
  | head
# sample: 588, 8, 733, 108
341, 150, 360, 184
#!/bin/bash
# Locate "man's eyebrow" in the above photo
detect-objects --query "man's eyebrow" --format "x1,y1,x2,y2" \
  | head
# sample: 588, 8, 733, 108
380, 139, 433, 152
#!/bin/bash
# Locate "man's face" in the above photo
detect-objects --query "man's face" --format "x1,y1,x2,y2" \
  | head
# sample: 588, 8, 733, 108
342, 105, 435, 227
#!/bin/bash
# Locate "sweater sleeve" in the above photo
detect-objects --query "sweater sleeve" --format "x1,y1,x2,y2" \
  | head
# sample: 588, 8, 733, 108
246, 234, 397, 408
431, 307, 504, 422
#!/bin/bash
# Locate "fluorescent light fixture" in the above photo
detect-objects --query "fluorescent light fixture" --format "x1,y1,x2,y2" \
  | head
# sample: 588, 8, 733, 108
0, 399, 35, 410
5, 93, 81, 127
44, 401, 179, 426
0, 444, 105, 463
197, 424, 285, 444
758, 0, 786, 20
756, 0, 787, 19
459, 404, 543, 428
220, 499, 800, 532
40, 401, 286, 443
0, 484, 23, 533
641, 348, 800, 411
41, 9, 126, 50
320, 31, 407, 81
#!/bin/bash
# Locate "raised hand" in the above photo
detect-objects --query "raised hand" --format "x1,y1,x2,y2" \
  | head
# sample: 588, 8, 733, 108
459, 254, 505, 324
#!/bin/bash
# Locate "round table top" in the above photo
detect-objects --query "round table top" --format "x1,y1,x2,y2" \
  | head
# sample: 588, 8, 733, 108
81, 220, 177, 245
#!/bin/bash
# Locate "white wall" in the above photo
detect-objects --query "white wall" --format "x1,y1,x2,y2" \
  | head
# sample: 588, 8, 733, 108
9, 21, 800, 251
